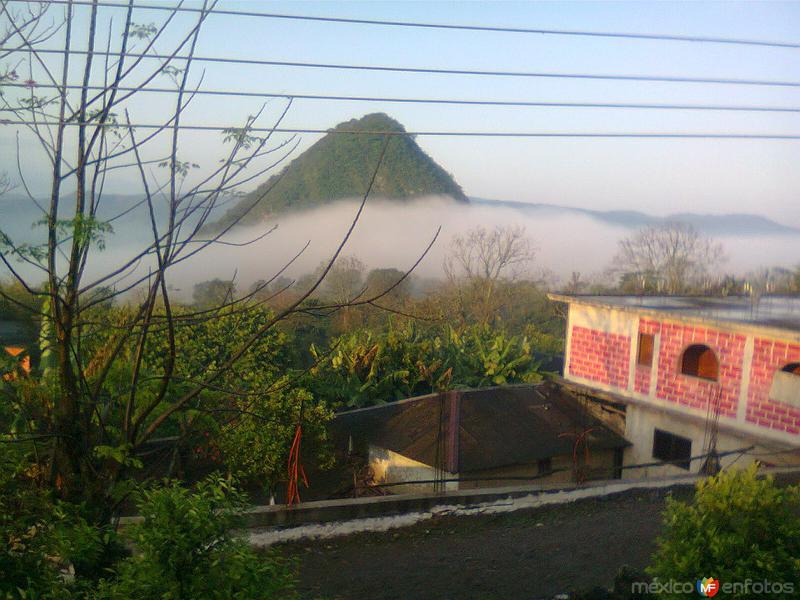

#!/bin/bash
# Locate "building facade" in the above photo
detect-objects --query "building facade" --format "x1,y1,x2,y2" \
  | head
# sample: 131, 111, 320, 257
549, 295, 800, 478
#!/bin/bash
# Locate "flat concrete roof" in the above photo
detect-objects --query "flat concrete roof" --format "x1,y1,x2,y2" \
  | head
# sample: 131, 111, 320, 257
548, 294, 800, 335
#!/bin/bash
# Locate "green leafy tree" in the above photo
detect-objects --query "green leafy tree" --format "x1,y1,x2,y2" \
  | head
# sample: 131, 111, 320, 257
364, 268, 412, 306
192, 279, 237, 308
77, 304, 330, 494
648, 465, 800, 598
216, 384, 333, 493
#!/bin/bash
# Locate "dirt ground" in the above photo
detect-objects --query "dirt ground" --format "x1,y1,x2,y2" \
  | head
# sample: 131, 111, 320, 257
279, 486, 694, 600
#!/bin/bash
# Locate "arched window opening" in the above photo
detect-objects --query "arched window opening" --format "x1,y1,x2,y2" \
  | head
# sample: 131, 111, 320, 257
770, 363, 800, 407
681, 344, 719, 381
781, 363, 800, 376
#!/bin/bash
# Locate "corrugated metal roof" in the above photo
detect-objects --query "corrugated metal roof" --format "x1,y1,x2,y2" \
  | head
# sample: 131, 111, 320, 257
332, 382, 629, 473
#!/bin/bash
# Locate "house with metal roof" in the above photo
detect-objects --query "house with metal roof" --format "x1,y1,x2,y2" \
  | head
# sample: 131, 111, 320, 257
331, 382, 629, 494
548, 294, 800, 478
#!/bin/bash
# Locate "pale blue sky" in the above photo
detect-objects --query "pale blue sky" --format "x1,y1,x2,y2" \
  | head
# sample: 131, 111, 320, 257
3, 1, 800, 225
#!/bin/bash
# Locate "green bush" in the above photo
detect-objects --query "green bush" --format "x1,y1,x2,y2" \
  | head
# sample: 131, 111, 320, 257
95, 476, 296, 599
1, 380, 124, 598
0, 440, 68, 599
648, 465, 800, 599
50, 503, 127, 586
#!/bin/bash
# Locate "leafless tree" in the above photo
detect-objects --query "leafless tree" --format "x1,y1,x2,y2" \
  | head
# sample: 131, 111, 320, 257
443, 224, 536, 324
743, 266, 798, 301
321, 255, 366, 305
562, 271, 587, 294
0, 0, 437, 512
610, 223, 725, 295
444, 224, 535, 283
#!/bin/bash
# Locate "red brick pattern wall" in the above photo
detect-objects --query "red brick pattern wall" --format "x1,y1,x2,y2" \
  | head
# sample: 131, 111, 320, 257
568, 326, 631, 389
634, 367, 650, 395
747, 339, 800, 435
633, 319, 662, 395
654, 323, 745, 418
568, 310, 799, 439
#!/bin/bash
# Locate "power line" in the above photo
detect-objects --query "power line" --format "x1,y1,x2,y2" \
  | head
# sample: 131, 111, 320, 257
16, 0, 800, 50
7, 48, 800, 88
3, 120, 800, 139
5, 83, 800, 114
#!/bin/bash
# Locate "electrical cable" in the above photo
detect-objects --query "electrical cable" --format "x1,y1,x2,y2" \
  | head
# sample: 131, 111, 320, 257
15, 0, 800, 51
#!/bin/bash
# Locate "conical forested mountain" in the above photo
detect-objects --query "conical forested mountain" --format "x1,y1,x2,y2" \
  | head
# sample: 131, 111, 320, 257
211, 113, 467, 230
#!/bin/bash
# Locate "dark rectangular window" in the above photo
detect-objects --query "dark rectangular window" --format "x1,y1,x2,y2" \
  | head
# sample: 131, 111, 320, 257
612, 447, 624, 480
637, 333, 654, 367
652, 429, 692, 470
537, 457, 552, 475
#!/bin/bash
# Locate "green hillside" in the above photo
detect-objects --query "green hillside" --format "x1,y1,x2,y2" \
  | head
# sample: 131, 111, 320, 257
212, 113, 467, 230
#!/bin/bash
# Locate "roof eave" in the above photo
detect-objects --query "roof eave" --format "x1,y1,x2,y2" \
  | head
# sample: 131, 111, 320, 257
547, 293, 800, 342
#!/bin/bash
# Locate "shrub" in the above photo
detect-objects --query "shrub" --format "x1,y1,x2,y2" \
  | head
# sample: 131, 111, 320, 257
648, 465, 800, 599
1, 386, 124, 598
0, 443, 68, 599
96, 476, 297, 599
51, 503, 127, 586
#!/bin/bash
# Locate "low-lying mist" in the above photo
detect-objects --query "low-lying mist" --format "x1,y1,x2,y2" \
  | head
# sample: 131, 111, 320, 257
164, 196, 800, 295
6, 195, 800, 298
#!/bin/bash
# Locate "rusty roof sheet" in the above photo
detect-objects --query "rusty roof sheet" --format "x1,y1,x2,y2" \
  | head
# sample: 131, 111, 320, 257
333, 382, 629, 473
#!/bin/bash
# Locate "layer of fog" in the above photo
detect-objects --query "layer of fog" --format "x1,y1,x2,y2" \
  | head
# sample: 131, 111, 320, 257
163, 196, 800, 296
5, 195, 800, 299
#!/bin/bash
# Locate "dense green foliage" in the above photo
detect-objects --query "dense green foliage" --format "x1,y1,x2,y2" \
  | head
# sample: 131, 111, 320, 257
216, 384, 333, 491
307, 322, 556, 408
95, 477, 296, 600
212, 113, 468, 230
1, 466, 295, 599
78, 304, 333, 492
0, 439, 127, 599
648, 465, 800, 598
0, 444, 65, 599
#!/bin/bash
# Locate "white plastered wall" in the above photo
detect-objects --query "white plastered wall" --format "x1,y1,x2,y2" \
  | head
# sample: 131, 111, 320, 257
622, 403, 800, 479
368, 445, 458, 493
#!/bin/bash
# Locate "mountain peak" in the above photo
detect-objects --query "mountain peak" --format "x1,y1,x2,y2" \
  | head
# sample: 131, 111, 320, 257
333, 112, 407, 134
211, 113, 466, 230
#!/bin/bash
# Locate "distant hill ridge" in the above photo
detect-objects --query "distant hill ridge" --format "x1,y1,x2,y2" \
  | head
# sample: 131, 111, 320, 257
210, 113, 468, 231
2, 194, 794, 241
469, 198, 800, 236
